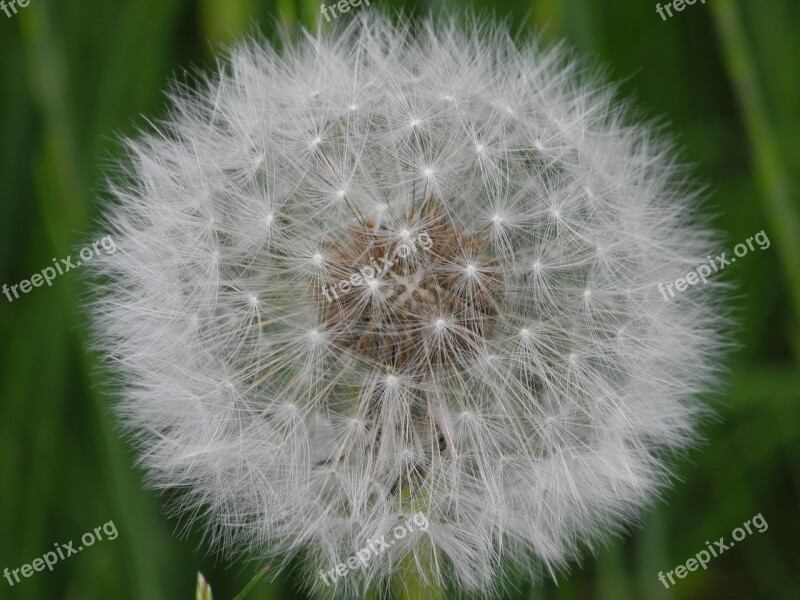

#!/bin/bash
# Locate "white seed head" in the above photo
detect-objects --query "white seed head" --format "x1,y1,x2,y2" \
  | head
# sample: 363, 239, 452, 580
89, 13, 726, 599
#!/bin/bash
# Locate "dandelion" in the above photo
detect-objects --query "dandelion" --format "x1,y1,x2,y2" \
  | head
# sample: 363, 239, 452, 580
88, 13, 725, 599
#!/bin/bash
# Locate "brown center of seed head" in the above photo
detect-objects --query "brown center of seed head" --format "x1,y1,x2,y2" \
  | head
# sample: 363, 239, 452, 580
318, 205, 502, 372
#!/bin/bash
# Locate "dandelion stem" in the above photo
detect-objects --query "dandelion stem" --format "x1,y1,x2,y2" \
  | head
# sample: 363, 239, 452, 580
393, 551, 445, 600
231, 564, 270, 600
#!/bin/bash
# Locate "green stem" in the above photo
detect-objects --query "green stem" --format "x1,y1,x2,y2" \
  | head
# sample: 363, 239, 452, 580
393, 551, 446, 600
232, 564, 271, 600
710, 0, 800, 353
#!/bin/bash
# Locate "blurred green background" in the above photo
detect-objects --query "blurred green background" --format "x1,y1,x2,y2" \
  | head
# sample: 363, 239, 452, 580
1, 0, 798, 598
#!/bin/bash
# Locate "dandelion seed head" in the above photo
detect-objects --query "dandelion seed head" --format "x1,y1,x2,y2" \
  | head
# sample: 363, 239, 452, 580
89, 13, 726, 599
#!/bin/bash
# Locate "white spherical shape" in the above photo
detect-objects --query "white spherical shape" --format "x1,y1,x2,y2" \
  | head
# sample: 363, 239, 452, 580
89, 14, 725, 598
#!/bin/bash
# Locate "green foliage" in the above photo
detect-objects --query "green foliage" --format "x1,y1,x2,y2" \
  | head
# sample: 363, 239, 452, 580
0, 0, 797, 598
